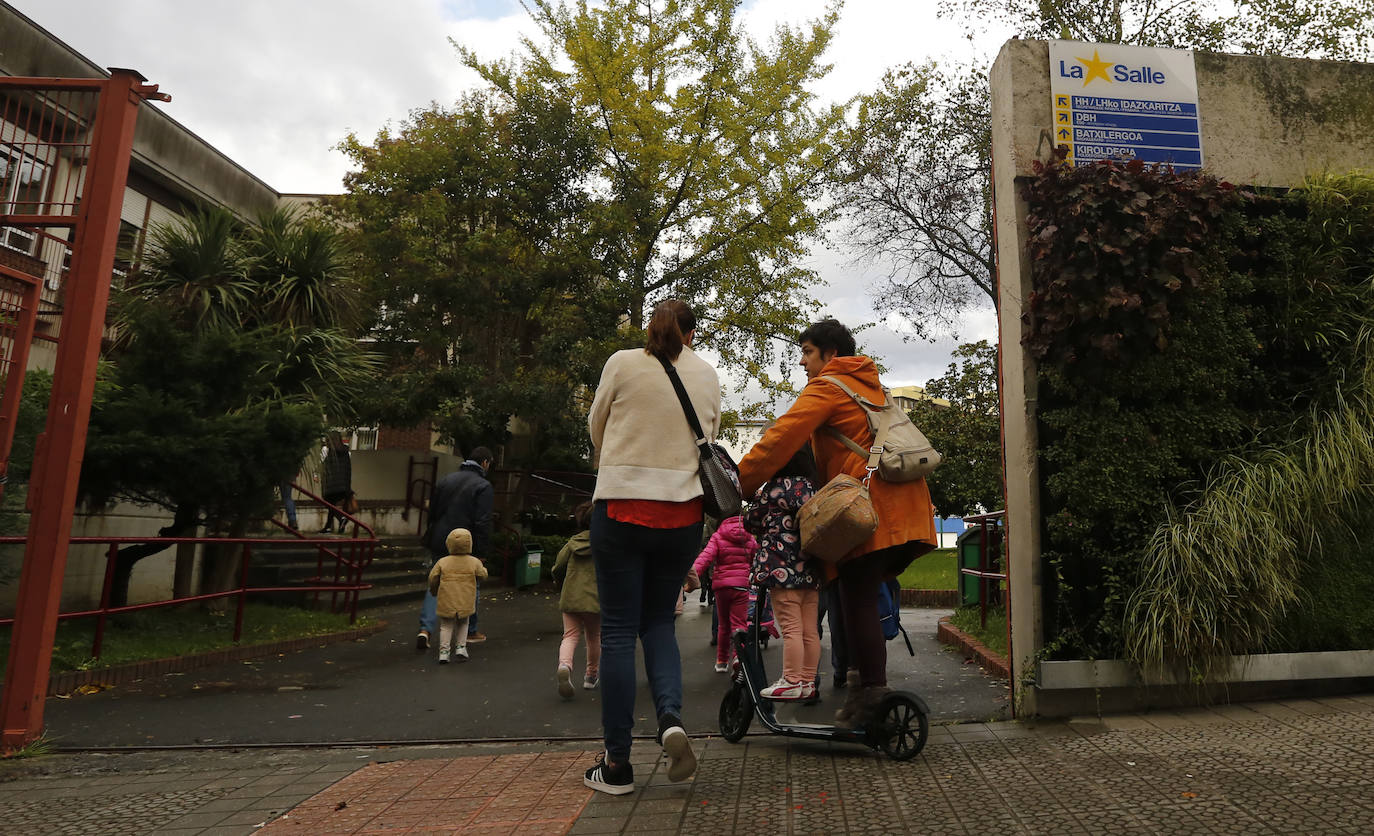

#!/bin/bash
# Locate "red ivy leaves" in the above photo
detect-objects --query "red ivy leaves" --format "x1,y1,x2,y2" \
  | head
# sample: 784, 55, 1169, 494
1022, 152, 1240, 367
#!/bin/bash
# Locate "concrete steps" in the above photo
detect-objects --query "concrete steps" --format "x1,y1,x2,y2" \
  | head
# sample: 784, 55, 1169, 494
244, 536, 433, 612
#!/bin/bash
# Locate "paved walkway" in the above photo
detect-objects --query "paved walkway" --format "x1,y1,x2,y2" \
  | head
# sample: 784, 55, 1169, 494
2, 695, 1371, 834
41, 599, 1008, 747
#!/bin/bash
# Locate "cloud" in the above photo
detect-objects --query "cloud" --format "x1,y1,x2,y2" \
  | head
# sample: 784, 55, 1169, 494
15, 0, 1007, 402
17, 0, 531, 193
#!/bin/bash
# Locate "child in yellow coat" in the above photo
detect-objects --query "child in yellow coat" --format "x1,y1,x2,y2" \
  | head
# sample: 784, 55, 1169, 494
427, 528, 488, 662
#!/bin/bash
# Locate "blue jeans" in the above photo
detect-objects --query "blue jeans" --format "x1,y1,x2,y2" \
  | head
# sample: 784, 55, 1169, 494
279, 479, 297, 529
591, 501, 701, 763
419, 561, 478, 636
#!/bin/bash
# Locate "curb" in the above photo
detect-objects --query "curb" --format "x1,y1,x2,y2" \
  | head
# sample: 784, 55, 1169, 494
901, 588, 958, 608
44, 620, 388, 697
937, 615, 1011, 679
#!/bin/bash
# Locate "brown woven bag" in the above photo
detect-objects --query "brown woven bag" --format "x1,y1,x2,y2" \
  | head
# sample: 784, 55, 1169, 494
798, 474, 879, 562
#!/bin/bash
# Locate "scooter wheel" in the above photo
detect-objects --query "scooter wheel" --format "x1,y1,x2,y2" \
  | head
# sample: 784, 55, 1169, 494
868, 692, 928, 761
719, 684, 753, 743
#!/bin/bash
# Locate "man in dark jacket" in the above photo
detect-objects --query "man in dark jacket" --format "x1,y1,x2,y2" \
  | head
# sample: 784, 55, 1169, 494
418, 447, 495, 650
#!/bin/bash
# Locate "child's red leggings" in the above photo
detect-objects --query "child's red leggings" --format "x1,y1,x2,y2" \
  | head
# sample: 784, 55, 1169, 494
713, 586, 748, 664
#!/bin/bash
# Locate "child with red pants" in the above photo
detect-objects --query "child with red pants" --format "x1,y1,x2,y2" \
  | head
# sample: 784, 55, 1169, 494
692, 516, 756, 672
742, 444, 820, 700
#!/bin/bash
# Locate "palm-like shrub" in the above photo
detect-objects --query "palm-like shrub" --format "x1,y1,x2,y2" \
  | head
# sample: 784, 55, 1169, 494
85, 205, 375, 603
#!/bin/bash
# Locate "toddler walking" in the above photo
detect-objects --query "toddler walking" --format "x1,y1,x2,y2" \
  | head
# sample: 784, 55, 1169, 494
692, 516, 757, 672
742, 444, 820, 700
427, 528, 488, 663
552, 502, 600, 699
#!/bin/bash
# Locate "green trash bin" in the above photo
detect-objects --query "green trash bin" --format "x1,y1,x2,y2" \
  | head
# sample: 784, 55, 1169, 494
514, 546, 543, 588
955, 525, 1004, 608
955, 527, 983, 607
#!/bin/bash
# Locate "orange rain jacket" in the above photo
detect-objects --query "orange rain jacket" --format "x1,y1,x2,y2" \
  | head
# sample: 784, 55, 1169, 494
737, 355, 938, 567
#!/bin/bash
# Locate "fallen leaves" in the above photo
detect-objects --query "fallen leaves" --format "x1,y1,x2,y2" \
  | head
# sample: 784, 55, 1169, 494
55, 682, 113, 698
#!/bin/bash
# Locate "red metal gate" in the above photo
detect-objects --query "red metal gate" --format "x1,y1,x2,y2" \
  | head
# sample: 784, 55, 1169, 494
0, 70, 168, 750
0, 267, 41, 495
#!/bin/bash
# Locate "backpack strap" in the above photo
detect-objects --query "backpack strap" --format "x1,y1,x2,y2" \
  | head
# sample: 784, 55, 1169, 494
815, 376, 892, 485
816, 375, 887, 410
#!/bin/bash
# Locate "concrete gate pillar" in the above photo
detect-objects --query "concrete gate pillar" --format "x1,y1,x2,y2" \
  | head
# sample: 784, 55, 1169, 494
988, 39, 1374, 716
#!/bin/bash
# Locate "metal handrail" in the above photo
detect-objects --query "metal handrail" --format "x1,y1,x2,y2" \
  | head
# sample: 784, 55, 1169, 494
0, 523, 377, 660
955, 509, 1011, 716
957, 510, 1006, 628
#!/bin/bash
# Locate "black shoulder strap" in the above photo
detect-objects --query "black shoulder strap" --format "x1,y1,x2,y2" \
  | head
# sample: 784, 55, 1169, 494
657, 355, 708, 445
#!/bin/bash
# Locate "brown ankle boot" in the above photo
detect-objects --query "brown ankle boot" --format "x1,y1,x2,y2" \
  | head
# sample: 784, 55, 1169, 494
833, 671, 863, 726
835, 682, 892, 730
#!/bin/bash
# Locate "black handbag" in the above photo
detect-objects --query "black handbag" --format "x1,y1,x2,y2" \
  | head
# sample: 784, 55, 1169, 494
658, 356, 741, 519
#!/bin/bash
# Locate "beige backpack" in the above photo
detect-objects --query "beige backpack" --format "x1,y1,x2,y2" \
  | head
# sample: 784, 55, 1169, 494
818, 376, 942, 482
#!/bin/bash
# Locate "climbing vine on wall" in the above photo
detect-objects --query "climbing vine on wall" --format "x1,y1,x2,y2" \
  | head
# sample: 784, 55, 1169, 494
1021, 153, 1374, 664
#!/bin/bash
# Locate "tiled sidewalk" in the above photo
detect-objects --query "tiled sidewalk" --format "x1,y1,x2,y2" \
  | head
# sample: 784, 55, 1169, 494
1, 695, 1371, 834
259, 752, 592, 834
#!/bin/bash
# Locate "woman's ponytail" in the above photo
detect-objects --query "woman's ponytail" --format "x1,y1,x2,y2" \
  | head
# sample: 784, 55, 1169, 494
644, 299, 696, 361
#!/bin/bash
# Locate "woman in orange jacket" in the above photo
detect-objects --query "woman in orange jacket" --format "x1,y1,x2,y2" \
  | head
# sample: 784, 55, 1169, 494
737, 319, 937, 729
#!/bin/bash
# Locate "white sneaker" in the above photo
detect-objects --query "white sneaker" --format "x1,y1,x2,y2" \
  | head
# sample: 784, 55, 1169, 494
714, 662, 728, 673
438, 647, 450, 664
558, 665, 574, 699
658, 718, 696, 782
583, 674, 599, 690
760, 677, 808, 701
455, 645, 469, 661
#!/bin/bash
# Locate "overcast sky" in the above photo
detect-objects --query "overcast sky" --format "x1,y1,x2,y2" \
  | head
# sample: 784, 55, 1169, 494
17, 0, 1010, 398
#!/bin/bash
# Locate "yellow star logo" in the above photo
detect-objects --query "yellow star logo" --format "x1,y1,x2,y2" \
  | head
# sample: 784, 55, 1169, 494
1076, 49, 1113, 87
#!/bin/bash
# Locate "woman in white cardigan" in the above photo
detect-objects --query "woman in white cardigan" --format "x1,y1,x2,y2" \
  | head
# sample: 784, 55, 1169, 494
583, 299, 720, 796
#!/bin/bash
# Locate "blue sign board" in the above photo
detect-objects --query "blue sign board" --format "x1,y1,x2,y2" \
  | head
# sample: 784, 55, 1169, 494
1049, 41, 1204, 170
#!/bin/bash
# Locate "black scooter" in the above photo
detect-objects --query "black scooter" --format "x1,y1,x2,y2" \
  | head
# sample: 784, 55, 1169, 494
716, 585, 930, 761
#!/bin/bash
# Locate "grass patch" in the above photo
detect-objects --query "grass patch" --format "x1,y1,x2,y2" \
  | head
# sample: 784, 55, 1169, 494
0, 603, 370, 673
2, 734, 53, 759
949, 604, 1008, 658
897, 548, 956, 590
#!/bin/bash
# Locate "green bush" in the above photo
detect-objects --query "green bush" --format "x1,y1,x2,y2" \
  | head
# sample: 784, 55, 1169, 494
1024, 156, 1374, 667
1265, 509, 1374, 654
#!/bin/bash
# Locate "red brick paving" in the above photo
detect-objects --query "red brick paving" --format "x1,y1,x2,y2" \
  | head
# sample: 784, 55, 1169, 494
260, 750, 596, 834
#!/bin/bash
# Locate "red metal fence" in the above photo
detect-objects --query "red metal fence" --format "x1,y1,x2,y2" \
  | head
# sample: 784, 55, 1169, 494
0, 268, 39, 498
0, 528, 376, 662
0, 71, 169, 750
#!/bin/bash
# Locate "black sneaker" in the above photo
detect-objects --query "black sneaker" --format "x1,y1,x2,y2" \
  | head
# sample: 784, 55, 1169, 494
584, 751, 634, 795
657, 714, 697, 782
416, 631, 430, 651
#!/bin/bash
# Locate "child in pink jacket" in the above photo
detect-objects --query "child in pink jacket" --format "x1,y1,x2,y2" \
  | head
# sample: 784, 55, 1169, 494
692, 516, 757, 671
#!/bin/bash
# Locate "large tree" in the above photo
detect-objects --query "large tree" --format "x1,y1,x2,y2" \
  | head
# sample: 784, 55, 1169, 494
461, 0, 847, 402
332, 84, 618, 477
909, 340, 1003, 518
943, 0, 1374, 58
837, 0, 1374, 332
833, 64, 991, 339
81, 207, 373, 605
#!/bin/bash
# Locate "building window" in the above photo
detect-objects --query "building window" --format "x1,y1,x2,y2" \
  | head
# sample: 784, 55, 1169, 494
112, 220, 141, 284
0, 143, 50, 255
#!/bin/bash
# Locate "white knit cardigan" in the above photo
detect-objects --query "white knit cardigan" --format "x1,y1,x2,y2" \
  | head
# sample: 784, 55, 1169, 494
588, 346, 721, 502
